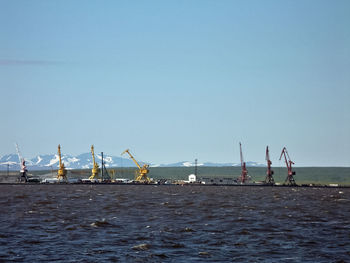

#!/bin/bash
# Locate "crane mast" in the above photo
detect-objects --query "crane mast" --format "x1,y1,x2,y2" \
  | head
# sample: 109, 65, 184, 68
121, 149, 150, 183
238, 142, 249, 183
279, 147, 296, 185
89, 145, 100, 180
57, 144, 67, 182
264, 146, 275, 184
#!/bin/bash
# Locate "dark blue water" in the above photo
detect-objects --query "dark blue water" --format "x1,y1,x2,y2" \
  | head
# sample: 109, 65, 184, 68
0, 185, 349, 262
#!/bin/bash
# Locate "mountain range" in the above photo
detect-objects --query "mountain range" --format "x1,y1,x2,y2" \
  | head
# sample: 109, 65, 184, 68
0, 153, 265, 171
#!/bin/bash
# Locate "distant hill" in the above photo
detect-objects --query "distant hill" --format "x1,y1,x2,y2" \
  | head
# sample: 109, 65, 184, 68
0, 153, 265, 171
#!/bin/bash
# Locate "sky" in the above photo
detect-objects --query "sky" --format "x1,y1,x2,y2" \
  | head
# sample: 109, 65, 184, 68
0, 0, 349, 166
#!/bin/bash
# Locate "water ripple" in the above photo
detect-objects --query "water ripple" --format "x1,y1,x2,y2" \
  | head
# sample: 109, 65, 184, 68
0, 185, 349, 262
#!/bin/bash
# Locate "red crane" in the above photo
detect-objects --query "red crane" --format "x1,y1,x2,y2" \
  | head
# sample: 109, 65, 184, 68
264, 146, 275, 184
238, 142, 249, 183
279, 147, 296, 185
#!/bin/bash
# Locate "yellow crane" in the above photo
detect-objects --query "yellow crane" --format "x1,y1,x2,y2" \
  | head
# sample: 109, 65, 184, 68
89, 145, 100, 180
121, 149, 150, 183
57, 144, 67, 182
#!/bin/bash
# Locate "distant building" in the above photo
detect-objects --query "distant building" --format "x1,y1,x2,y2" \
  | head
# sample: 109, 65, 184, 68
188, 174, 196, 182
180, 174, 198, 184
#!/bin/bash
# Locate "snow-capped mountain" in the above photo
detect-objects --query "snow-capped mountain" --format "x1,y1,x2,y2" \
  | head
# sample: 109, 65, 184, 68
152, 161, 265, 167
0, 153, 137, 171
0, 154, 20, 167
0, 153, 265, 171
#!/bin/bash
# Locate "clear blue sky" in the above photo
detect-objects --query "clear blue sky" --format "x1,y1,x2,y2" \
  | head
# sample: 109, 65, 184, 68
1, 0, 349, 166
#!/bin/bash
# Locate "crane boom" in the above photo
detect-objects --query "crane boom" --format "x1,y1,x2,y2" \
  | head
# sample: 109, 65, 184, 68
15, 143, 22, 163
58, 144, 62, 167
279, 147, 295, 169
279, 147, 287, 167
91, 145, 96, 166
240, 142, 244, 167
121, 149, 142, 169
121, 149, 150, 183
266, 146, 270, 162
15, 143, 25, 172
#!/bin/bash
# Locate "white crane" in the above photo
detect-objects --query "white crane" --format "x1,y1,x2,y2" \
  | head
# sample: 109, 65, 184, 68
15, 143, 28, 182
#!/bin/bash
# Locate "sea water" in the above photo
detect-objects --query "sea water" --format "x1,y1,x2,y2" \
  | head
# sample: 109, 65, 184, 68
0, 185, 349, 262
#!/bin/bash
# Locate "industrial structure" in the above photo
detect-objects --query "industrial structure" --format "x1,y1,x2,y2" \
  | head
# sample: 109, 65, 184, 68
279, 147, 296, 185
5, 142, 330, 187
57, 144, 68, 182
15, 143, 28, 182
237, 142, 250, 183
100, 152, 111, 181
89, 145, 100, 180
264, 146, 275, 184
121, 149, 150, 183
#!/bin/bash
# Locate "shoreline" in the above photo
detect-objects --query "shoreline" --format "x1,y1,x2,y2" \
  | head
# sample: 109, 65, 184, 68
1, 182, 349, 188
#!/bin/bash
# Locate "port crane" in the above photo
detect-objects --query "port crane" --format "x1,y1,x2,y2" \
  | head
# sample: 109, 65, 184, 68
121, 149, 150, 183
279, 147, 296, 185
89, 145, 100, 180
238, 142, 249, 183
15, 143, 28, 182
57, 144, 67, 182
264, 146, 275, 184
